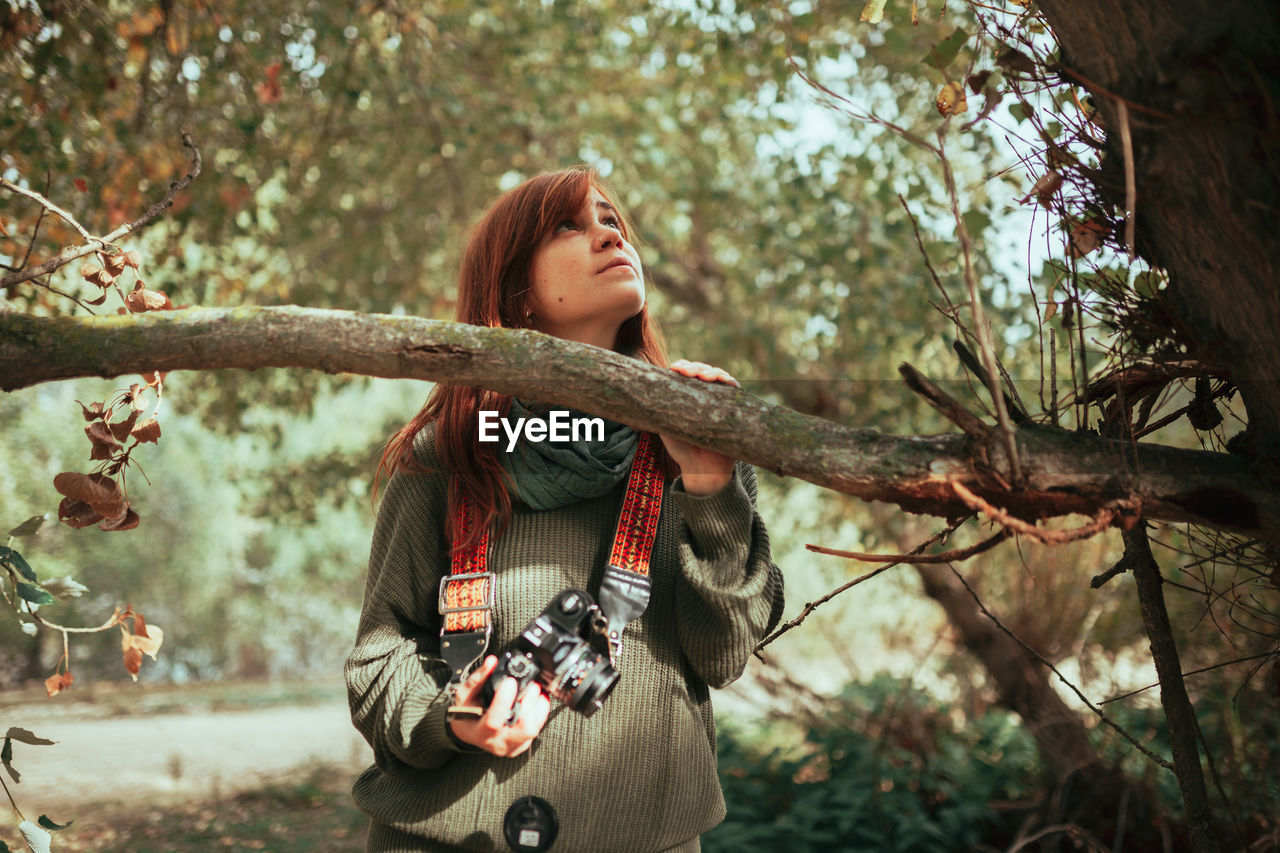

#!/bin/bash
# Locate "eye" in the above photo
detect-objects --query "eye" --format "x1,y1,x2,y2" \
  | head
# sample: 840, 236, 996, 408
554, 219, 579, 233
602, 216, 622, 230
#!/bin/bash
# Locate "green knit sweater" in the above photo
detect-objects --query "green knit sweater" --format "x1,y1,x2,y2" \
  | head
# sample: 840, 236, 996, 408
345, 426, 784, 852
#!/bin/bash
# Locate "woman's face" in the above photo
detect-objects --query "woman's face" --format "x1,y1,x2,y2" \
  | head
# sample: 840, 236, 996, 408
526, 186, 645, 350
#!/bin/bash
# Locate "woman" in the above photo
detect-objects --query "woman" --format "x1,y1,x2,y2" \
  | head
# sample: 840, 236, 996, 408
346, 166, 784, 852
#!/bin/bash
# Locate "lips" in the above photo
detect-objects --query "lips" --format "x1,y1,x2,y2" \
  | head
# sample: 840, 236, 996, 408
597, 257, 633, 274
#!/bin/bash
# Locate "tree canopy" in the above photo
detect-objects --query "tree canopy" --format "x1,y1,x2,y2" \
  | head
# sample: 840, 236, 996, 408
2, 1, 1279, 851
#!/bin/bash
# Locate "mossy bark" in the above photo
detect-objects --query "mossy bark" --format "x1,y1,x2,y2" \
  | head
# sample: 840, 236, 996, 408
4, 307, 1280, 540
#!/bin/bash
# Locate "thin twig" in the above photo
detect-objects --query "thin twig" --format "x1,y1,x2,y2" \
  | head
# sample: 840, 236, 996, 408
755, 519, 966, 654
0, 177, 103, 247
0, 133, 202, 292
15, 172, 53, 272
952, 481, 1132, 544
1118, 100, 1136, 262
898, 194, 960, 321
1099, 652, 1275, 704
788, 56, 940, 155
944, 561, 1174, 771
899, 363, 992, 440
806, 528, 1011, 564
938, 130, 1024, 485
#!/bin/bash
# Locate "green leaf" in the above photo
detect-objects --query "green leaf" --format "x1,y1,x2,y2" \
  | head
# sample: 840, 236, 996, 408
37, 815, 74, 832
0, 546, 36, 582
7, 515, 45, 538
922, 27, 968, 70
5, 728, 55, 747
860, 0, 888, 23
16, 582, 55, 606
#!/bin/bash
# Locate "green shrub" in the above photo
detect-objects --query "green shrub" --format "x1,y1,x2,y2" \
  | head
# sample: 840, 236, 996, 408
708, 676, 1038, 852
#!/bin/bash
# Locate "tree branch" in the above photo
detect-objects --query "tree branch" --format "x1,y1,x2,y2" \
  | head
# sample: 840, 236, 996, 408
1124, 523, 1221, 852
3, 306, 1280, 540
0, 133, 201, 292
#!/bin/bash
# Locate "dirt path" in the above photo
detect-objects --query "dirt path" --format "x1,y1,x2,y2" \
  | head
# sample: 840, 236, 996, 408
6, 700, 373, 818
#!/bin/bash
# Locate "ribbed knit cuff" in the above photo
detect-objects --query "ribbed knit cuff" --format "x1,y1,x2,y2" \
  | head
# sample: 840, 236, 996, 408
670, 466, 754, 559
403, 684, 471, 768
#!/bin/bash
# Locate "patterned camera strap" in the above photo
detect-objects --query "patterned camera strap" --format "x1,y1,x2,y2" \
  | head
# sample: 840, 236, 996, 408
439, 431, 664, 683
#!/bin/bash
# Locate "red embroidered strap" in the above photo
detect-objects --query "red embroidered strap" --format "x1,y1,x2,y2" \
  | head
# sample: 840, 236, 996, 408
440, 496, 493, 634
607, 431, 664, 577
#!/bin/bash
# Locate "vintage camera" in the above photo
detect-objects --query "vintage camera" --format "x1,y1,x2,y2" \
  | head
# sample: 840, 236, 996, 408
482, 588, 619, 719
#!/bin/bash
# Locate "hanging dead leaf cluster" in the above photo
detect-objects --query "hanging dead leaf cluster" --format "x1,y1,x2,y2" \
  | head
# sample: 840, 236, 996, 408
52, 377, 163, 533
76, 247, 173, 313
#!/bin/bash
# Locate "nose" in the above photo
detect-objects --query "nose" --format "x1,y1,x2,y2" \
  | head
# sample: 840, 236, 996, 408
596, 225, 624, 250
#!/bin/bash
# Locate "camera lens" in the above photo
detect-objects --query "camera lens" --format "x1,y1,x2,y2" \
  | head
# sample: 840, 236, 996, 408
547, 644, 619, 717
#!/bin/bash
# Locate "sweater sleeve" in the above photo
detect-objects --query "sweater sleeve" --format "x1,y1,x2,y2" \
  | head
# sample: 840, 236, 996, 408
344, 444, 466, 774
669, 462, 784, 688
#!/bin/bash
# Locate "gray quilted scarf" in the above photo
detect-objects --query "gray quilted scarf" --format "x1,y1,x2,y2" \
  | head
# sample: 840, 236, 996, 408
498, 399, 639, 511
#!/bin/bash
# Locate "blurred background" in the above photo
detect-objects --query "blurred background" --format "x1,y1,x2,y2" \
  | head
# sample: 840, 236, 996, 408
1, 1, 1276, 851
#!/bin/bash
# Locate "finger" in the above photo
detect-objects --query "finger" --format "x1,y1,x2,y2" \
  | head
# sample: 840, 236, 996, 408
512, 686, 551, 734
672, 360, 739, 387
481, 676, 519, 730
455, 655, 497, 703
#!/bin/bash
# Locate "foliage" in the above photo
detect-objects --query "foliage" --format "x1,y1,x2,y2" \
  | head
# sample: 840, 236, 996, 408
2, 0, 1279, 849
707, 676, 1039, 852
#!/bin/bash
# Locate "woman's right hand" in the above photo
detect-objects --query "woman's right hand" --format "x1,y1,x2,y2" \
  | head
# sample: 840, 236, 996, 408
447, 655, 551, 757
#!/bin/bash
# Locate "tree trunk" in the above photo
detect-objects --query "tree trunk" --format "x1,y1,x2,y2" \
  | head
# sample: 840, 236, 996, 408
915, 563, 1173, 849
1038, 0, 1280, 465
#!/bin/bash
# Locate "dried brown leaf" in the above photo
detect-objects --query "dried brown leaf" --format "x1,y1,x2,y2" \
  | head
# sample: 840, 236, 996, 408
102, 250, 127, 276
98, 506, 140, 532
128, 383, 148, 412
124, 282, 173, 313
77, 400, 106, 421
44, 670, 74, 698
966, 70, 993, 94
53, 472, 125, 519
995, 47, 1037, 76
131, 417, 161, 443
122, 644, 143, 680
1070, 220, 1108, 257
109, 410, 140, 442
120, 622, 163, 680
57, 497, 103, 529
1020, 170, 1063, 207
85, 420, 123, 460
936, 81, 968, 117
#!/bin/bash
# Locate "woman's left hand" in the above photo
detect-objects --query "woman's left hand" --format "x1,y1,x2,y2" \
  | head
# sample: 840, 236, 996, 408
660, 359, 739, 496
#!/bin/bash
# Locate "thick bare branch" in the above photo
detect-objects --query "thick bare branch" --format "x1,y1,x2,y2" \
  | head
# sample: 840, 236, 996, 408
3, 306, 1280, 540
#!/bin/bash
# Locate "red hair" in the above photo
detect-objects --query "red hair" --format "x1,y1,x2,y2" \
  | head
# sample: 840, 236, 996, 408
375, 166, 669, 550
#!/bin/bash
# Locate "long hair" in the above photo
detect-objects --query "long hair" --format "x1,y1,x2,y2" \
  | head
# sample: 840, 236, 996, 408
375, 166, 669, 550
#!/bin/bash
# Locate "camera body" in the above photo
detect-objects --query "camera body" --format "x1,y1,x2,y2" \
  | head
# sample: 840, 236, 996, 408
482, 588, 619, 719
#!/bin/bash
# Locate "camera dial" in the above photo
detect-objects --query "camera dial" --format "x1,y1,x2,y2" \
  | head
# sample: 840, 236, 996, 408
504, 654, 535, 680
